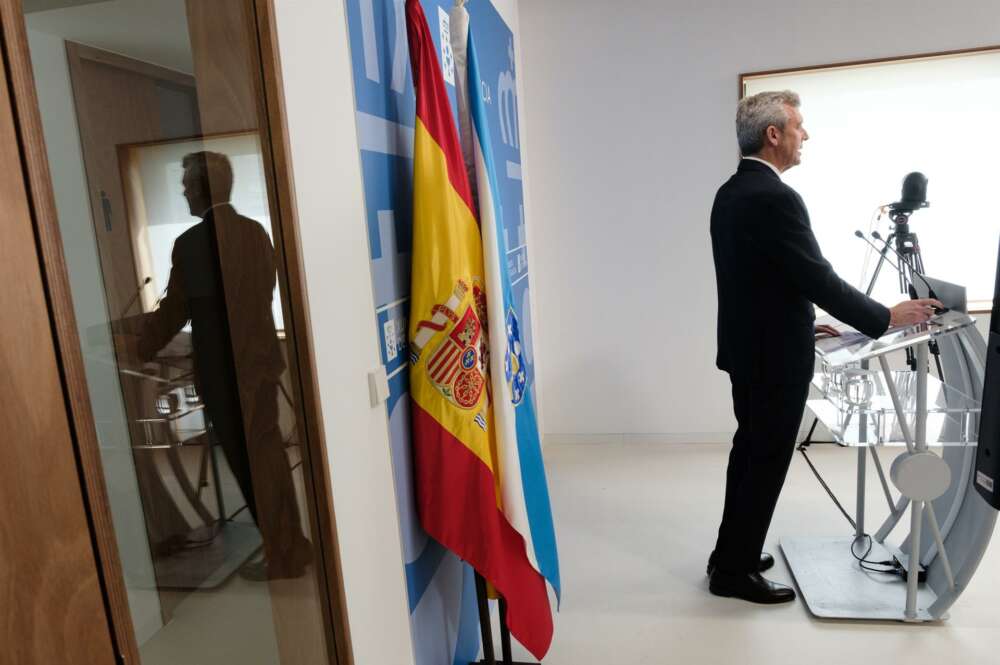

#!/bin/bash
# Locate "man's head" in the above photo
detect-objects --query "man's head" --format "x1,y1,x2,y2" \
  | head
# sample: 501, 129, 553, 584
736, 90, 808, 172
181, 151, 233, 216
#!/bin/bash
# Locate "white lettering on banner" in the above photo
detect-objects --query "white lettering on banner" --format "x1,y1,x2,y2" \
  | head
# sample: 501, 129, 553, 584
356, 112, 414, 157
372, 209, 411, 311
390, 0, 408, 93
384, 319, 398, 360
497, 38, 518, 148
359, 0, 380, 83
438, 7, 455, 86
376, 297, 409, 314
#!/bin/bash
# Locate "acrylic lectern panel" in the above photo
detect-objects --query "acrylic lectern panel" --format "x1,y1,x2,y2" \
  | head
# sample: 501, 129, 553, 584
815, 310, 977, 368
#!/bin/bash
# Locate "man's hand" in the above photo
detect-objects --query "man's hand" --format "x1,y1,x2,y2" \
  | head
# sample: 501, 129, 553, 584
815, 323, 841, 339
889, 298, 944, 328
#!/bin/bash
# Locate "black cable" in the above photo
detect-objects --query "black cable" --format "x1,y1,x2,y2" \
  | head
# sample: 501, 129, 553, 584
850, 534, 896, 574
796, 437, 910, 577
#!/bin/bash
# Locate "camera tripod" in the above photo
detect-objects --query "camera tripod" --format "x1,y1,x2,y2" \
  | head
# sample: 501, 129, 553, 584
864, 209, 944, 376
800, 208, 943, 449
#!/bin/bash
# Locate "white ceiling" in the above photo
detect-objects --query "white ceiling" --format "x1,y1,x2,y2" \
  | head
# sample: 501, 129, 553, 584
25, 0, 194, 74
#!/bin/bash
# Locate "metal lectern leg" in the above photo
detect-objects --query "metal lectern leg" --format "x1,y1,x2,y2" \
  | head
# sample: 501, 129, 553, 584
856, 360, 870, 540
879, 348, 927, 619
905, 343, 930, 620
916, 344, 928, 452
877, 356, 916, 453
906, 499, 924, 621
856, 447, 866, 539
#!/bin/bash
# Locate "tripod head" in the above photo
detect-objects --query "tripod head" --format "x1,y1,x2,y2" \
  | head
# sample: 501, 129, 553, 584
888, 209, 920, 259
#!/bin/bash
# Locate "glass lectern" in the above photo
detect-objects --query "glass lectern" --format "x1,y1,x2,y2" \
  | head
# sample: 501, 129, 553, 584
783, 310, 996, 622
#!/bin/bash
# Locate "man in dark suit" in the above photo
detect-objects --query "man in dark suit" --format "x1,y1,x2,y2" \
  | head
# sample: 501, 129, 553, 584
137, 151, 311, 580
708, 91, 940, 603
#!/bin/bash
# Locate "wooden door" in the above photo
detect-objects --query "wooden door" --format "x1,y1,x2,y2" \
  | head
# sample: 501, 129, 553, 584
0, 39, 118, 665
1, 2, 352, 663
65, 44, 203, 596
65, 42, 200, 320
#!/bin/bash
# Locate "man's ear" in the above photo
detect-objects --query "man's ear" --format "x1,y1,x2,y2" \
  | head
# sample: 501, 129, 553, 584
765, 125, 780, 146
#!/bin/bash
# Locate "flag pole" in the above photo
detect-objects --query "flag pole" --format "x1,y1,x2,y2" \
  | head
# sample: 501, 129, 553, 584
475, 572, 540, 665
475, 572, 496, 665
498, 597, 513, 663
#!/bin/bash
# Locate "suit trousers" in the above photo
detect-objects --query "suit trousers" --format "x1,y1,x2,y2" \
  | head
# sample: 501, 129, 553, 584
205, 379, 309, 572
712, 378, 810, 574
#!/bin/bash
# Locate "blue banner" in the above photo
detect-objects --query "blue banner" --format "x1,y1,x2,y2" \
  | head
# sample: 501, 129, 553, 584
343, 2, 536, 663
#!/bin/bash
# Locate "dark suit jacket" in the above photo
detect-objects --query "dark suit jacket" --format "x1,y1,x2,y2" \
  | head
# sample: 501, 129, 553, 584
139, 204, 284, 405
711, 159, 890, 384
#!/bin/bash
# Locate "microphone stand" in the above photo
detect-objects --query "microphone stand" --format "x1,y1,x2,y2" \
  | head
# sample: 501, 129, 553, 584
119, 276, 152, 321
864, 231, 895, 297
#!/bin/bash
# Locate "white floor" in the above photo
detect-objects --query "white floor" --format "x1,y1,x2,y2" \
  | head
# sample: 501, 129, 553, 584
137, 448, 327, 665
509, 441, 1000, 665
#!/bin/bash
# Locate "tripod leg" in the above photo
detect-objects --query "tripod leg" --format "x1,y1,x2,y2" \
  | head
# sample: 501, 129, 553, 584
801, 417, 819, 447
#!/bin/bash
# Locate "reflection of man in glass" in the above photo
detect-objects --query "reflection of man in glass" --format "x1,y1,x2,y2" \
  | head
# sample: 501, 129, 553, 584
138, 150, 311, 580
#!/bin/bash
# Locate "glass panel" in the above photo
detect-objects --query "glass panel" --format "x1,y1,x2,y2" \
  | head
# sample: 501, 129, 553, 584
814, 310, 977, 367
809, 367, 981, 447
23, 2, 333, 663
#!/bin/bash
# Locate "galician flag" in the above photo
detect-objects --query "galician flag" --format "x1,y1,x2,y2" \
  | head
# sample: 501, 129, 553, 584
405, 0, 554, 659
450, 0, 561, 638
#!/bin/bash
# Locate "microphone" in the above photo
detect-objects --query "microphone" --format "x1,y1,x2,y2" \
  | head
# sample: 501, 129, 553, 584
855, 230, 901, 273
119, 276, 152, 320
870, 231, 947, 312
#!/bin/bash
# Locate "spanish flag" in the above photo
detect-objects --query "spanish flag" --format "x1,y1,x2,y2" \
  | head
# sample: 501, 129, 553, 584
406, 0, 553, 659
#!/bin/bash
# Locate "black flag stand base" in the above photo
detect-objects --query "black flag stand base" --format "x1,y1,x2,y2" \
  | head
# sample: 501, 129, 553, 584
474, 573, 540, 665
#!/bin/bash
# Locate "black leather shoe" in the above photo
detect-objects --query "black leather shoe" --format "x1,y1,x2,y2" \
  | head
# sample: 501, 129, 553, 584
706, 551, 775, 576
708, 570, 796, 604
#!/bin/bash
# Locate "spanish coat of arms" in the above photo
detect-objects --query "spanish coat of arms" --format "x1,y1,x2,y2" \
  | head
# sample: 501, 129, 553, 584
412, 279, 490, 410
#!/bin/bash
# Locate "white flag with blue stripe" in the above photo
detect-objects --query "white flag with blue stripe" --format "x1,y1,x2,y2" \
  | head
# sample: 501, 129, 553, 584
450, 0, 561, 607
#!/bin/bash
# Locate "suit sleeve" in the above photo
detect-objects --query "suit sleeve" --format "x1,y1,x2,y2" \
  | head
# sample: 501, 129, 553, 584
138, 243, 190, 361
755, 190, 890, 339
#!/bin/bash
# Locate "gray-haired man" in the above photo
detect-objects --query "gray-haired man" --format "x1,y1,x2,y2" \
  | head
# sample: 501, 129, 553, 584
707, 91, 941, 603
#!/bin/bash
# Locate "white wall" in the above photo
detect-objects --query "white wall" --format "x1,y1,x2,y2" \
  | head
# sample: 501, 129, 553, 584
517, 0, 1000, 443
273, 3, 415, 665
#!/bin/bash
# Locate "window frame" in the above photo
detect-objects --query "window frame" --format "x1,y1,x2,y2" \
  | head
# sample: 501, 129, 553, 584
739, 44, 1000, 314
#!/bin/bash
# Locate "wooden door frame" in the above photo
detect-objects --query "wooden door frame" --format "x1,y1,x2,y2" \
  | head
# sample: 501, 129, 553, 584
0, 26, 119, 665
66, 40, 197, 88
0, 2, 354, 664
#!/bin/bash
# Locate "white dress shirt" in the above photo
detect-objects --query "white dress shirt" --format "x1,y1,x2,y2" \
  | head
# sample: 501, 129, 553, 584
743, 156, 781, 179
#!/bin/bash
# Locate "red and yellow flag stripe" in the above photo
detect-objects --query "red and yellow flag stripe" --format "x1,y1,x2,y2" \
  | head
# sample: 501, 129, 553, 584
405, 0, 553, 658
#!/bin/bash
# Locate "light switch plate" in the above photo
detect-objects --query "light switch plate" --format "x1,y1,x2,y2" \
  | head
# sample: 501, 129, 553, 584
368, 365, 390, 407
